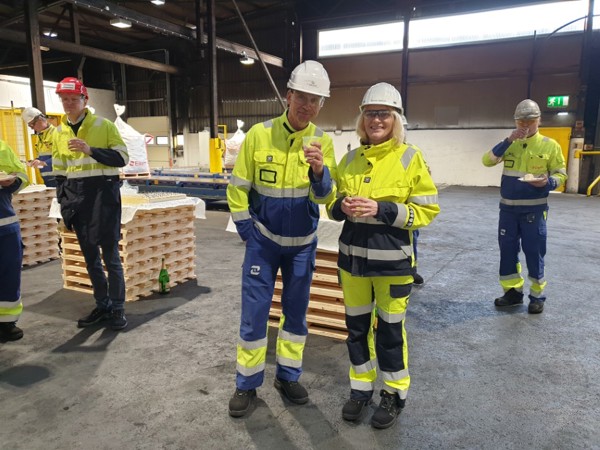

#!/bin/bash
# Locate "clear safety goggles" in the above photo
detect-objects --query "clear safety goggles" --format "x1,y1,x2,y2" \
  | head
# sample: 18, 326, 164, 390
291, 91, 325, 108
363, 110, 393, 120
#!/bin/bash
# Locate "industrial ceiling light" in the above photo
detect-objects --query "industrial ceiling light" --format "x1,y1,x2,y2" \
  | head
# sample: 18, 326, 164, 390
240, 51, 254, 65
110, 18, 132, 29
42, 30, 57, 37
150, 0, 165, 5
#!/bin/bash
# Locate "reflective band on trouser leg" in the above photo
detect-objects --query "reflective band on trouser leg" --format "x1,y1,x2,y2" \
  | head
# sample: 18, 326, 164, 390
0, 300, 23, 322
340, 269, 378, 396
374, 275, 412, 399
275, 242, 315, 381
237, 337, 268, 379
499, 265, 524, 292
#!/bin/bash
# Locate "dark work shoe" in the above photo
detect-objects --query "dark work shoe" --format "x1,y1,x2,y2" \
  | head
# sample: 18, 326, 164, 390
274, 378, 309, 404
494, 288, 524, 307
228, 388, 256, 417
528, 300, 544, 314
0, 322, 24, 342
371, 390, 405, 429
412, 273, 424, 285
77, 307, 111, 328
110, 309, 128, 331
342, 398, 369, 421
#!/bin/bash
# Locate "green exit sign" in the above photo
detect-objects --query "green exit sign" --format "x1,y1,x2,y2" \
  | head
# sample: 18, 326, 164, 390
547, 96, 569, 107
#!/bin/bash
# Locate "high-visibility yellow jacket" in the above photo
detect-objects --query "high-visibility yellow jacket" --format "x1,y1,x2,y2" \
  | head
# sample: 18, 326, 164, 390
327, 138, 439, 277
227, 111, 337, 246
51, 110, 128, 179
482, 132, 567, 211
50, 110, 128, 244
0, 139, 29, 237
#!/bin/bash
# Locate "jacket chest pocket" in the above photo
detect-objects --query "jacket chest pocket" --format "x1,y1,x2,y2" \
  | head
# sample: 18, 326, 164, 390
370, 185, 410, 203
527, 154, 550, 173
254, 150, 285, 184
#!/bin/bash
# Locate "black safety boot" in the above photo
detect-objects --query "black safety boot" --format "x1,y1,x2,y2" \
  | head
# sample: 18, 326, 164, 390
371, 390, 405, 429
528, 299, 544, 314
0, 322, 24, 342
110, 309, 128, 331
412, 273, 424, 285
228, 388, 256, 417
274, 378, 309, 404
77, 307, 111, 328
342, 398, 370, 421
494, 288, 524, 307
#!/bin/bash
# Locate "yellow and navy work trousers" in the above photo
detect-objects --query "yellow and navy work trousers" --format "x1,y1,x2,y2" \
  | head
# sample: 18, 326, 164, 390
236, 228, 316, 390
0, 229, 23, 324
339, 269, 411, 402
498, 208, 548, 302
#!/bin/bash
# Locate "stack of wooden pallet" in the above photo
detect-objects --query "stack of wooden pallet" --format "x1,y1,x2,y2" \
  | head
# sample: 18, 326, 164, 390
60, 203, 196, 302
271, 249, 347, 340
13, 187, 59, 266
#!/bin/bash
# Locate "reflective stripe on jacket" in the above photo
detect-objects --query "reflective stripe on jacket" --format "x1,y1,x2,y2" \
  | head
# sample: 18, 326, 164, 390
227, 111, 337, 245
51, 110, 129, 178
0, 139, 29, 237
327, 138, 439, 277
482, 132, 567, 212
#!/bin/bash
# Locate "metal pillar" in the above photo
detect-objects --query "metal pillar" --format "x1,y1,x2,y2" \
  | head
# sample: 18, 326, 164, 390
24, 0, 45, 112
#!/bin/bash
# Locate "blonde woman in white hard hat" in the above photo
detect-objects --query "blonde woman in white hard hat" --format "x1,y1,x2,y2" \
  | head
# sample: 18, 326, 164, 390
482, 99, 567, 314
21, 107, 57, 187
326, 82, 440, 429
227, 61, 338, 418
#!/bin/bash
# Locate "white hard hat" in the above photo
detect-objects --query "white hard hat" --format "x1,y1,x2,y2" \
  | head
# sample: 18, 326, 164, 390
360, 82, 403, 113
22, 107, 44, 124
287, 60, 330, 97
514, 99, 541, 120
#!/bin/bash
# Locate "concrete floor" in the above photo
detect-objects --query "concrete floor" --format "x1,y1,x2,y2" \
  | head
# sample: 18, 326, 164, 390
1, 186, 599, 450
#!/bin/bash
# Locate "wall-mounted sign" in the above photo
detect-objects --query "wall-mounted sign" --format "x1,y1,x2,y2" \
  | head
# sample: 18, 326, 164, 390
547, 96, 569, 107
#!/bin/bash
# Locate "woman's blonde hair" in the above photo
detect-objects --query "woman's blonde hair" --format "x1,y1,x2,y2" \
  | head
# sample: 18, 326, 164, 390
355, 109, 405, 146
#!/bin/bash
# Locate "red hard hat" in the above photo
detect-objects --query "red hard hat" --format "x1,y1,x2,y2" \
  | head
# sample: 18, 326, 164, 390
56, 77, 88, 99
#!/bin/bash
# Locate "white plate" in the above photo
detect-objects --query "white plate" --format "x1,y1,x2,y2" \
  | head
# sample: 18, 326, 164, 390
518, 175, 544, 182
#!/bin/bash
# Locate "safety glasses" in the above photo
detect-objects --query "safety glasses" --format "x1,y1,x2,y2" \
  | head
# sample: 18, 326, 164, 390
363, 110, 392, 120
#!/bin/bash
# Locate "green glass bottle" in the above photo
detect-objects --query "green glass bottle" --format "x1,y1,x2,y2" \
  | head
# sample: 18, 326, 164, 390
158, 257, 170, 294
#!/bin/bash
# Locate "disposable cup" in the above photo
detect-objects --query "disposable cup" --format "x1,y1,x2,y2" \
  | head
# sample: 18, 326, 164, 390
302, 136, 322, 149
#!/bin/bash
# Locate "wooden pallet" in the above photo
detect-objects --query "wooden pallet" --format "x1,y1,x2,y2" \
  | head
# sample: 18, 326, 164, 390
269, 249, 348, 340
121, 172, 150, 178
13, 188, 60, 266
60, 202, 196, 302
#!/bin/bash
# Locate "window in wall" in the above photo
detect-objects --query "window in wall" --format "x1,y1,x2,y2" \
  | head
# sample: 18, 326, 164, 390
155, 136, 169, 145
318, 1, 599, 57
318, 22, 404, 57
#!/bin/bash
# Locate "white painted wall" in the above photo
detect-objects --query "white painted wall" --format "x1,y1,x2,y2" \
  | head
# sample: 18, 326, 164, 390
330, 129, 507, 187
0, 74, 117, 120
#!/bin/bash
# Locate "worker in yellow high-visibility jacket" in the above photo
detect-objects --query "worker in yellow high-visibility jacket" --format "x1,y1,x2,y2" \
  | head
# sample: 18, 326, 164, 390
483, 99, 567, 314
0, 139, 29, 342
327, 83, 439, 429
227, 60, 337, 418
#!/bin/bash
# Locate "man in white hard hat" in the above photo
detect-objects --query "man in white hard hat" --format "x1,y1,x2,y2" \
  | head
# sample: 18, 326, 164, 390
21, 107, 56, 187
226, 60, 337, 417
483, 99, 567, 314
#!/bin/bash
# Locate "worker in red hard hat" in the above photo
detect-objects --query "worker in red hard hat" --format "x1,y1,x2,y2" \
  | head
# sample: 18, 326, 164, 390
51, 77, 130, 331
